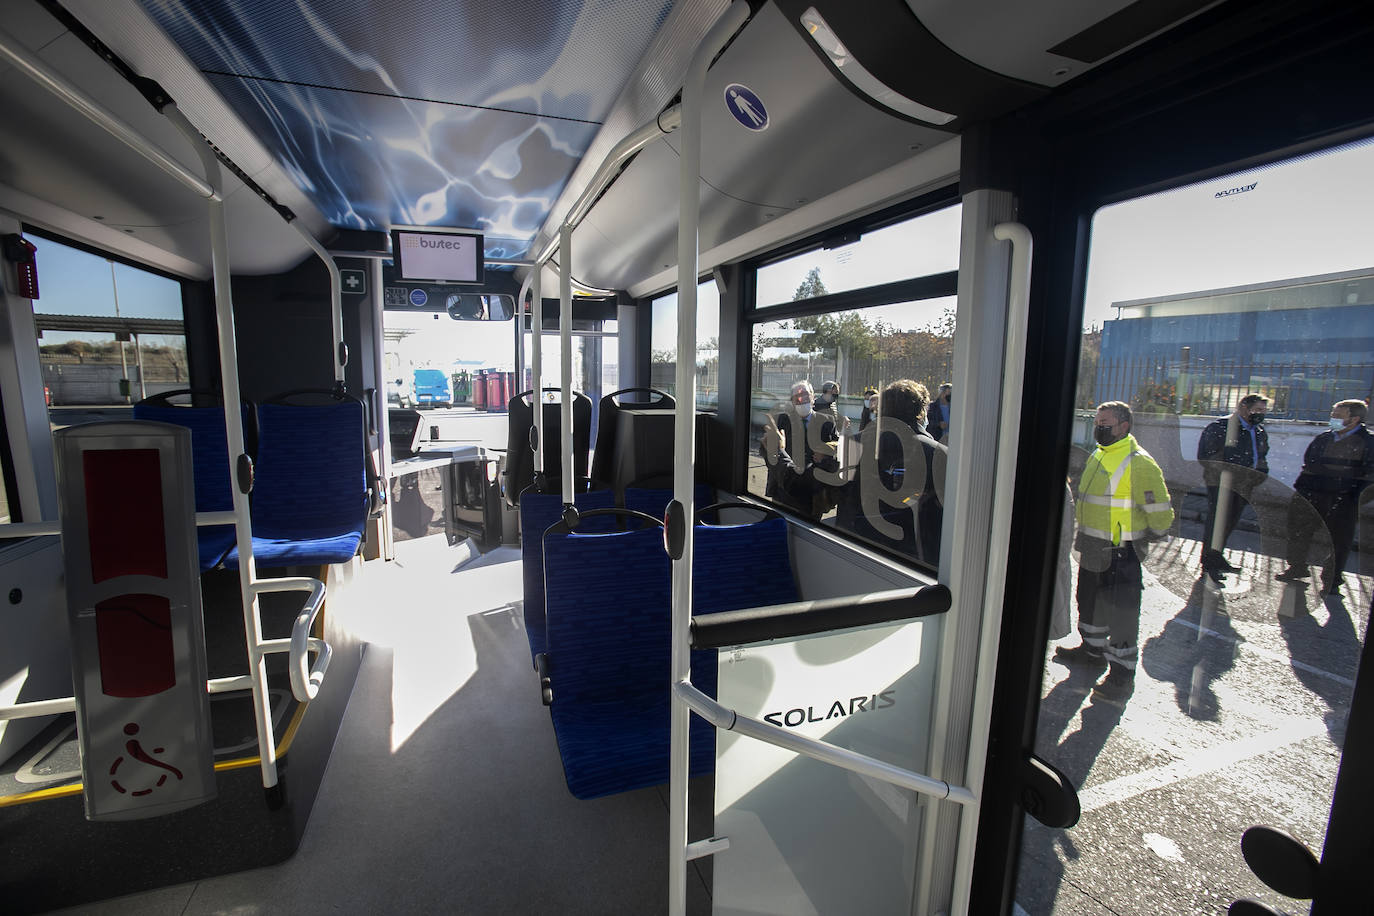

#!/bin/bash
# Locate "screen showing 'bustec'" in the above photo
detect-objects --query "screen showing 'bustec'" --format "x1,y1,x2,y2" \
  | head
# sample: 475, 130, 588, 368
394, 230, 482, 283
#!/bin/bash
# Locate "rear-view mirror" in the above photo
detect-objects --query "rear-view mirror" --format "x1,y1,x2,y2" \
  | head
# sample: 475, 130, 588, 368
446, 294, 514, 321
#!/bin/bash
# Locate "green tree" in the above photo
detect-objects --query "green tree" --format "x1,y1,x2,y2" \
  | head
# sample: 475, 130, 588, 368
792, 267, 828, 301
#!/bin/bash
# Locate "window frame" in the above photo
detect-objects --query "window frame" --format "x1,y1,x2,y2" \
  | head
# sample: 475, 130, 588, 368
739, 186, 962, 570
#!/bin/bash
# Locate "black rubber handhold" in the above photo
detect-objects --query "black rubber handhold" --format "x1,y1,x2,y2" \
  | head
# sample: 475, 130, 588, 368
263, 781, 287, 811
1022, 755, 1080, 829
1240, 825, 1320, 900
236, 454, 254, 494
664, 499, 686, 560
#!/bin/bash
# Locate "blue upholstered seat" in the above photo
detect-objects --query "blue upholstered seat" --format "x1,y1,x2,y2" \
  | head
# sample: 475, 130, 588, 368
519, 488, 617, 665
542, 524, 717, 800
132, 396, 249, 571
225, 399, 369, 569
692, 515, 797, 613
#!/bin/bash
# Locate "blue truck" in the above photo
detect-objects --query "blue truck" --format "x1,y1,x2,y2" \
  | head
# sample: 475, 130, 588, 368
412, 368, 453, 409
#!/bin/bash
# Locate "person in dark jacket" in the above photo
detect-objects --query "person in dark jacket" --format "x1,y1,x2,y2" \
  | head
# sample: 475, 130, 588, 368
837, 379, 946, 565
1196, 393, 1269, 584
858, 386, 879, 431
1276, 399, 1374, 595
927, 383, 952, 442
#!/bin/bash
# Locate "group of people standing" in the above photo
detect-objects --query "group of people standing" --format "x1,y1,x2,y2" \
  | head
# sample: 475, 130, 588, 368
1057, 394, 1374, 704
760, 378, 950, 564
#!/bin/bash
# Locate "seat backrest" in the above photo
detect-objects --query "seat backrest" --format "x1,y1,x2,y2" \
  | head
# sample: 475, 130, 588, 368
251, 396, 368, 539
519, 488, 618, 662
693, 515, 797, 616
132, 389, 252, 514
504, 388, 592, 504
589, 387, 674, 487
542, 524, 672, 699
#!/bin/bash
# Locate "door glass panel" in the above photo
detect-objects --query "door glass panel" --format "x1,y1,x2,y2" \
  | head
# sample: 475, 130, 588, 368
1018, 138, 1374, 913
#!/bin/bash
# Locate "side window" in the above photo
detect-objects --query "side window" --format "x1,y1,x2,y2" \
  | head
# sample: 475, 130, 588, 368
649, 279, 720, 411
29, 233, 188, 422
744, 203, 960, 570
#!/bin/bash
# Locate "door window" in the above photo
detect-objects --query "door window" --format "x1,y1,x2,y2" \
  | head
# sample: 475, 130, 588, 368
1017, 137, 1374, 914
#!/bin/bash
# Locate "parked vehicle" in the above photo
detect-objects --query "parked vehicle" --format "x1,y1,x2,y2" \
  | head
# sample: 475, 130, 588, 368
412, 368, 453, 409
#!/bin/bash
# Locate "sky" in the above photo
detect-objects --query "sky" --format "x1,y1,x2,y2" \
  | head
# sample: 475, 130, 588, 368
29, 234, 185, 348
1083, 136, 1374, 330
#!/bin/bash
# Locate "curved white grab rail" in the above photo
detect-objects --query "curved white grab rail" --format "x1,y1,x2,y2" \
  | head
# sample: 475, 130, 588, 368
252, 576, 331, 702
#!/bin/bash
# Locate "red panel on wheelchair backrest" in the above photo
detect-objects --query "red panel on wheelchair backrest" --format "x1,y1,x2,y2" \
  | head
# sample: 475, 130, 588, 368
83, 448, 168, 583
95, 594, 175, 697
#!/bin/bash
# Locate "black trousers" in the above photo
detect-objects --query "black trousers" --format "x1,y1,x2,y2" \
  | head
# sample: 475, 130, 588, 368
1200, 484, 1251, 568
1075, 542, 1142, 672
1286, 489, 1357, 580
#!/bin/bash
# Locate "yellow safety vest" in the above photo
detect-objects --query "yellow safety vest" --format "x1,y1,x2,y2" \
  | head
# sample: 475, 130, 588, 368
1077, 434, 1174, 545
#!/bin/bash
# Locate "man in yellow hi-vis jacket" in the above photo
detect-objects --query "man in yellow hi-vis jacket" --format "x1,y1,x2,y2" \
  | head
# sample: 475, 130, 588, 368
1055, 400, 1174, 703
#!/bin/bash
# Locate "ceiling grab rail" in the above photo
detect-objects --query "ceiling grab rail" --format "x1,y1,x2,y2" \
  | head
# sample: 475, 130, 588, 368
0, 26, 217, 201
667, 3, 751, 914
949, 221, 1033, 914
526, 81, 688, 516
290, 225, 346, 386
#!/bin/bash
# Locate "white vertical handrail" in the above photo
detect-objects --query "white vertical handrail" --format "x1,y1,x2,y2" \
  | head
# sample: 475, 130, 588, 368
950, 221, 1033, 913
668, 4, 751, 914
162, 102, 280, 788
530, 269, 545, 477
291, 228, 346, 385
559, 225, 574, 505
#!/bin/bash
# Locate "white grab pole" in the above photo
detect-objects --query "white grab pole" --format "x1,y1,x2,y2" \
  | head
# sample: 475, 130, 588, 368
291, 227, 346, 384
560, 225, 574, 505
531, 268, 545, 478
950, 221, 1033, 914
668, 4, 751, 914
162, 103, 278, 788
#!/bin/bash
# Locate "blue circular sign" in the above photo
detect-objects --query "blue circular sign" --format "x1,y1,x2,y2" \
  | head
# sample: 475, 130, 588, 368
409, 287, 428, 307
724, 83, 768, 131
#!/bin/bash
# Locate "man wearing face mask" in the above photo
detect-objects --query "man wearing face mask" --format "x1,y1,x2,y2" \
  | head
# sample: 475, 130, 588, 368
1196, 393, 1270, 585
761, 380, 839, 518
1055, 401, 1174, 703
859, 386, 879, 431
815, 380, 851, 434
1276, 399, 1374, 595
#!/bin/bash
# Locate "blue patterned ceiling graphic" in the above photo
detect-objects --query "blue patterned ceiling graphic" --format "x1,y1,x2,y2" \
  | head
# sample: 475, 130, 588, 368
139, 0, 676, 258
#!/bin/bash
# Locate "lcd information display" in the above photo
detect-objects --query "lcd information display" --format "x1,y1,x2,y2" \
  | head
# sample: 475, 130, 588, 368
391, 228, 484, 284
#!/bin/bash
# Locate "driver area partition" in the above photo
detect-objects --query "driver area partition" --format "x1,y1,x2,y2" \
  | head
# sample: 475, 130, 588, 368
692, 521, 951, 915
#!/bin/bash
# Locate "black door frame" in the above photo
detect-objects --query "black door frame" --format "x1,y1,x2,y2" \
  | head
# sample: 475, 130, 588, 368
967, 1, 1374, 912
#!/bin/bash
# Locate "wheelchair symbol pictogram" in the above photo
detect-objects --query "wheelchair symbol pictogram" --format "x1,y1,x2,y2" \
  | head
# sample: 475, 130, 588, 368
109, 722, 184, 797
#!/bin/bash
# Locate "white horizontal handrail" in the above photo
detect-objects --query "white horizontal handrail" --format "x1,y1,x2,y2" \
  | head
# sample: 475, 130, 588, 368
2, 673, 269, 722
674, 680, 977, 806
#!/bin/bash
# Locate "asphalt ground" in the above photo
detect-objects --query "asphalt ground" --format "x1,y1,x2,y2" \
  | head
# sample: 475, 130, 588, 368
1016, 529, 1364, 915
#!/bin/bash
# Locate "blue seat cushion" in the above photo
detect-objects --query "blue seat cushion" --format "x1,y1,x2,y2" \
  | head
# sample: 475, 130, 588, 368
693, 516, 797, 613
227, 530, 364, 569
551, 690, 716, 800
197, 526, 237, 572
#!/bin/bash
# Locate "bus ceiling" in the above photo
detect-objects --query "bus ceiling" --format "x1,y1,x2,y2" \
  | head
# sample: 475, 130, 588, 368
2, 0, 1225, 289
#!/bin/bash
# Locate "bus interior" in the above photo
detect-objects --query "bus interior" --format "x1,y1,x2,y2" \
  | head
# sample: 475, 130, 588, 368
1, 0, 1372, 913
